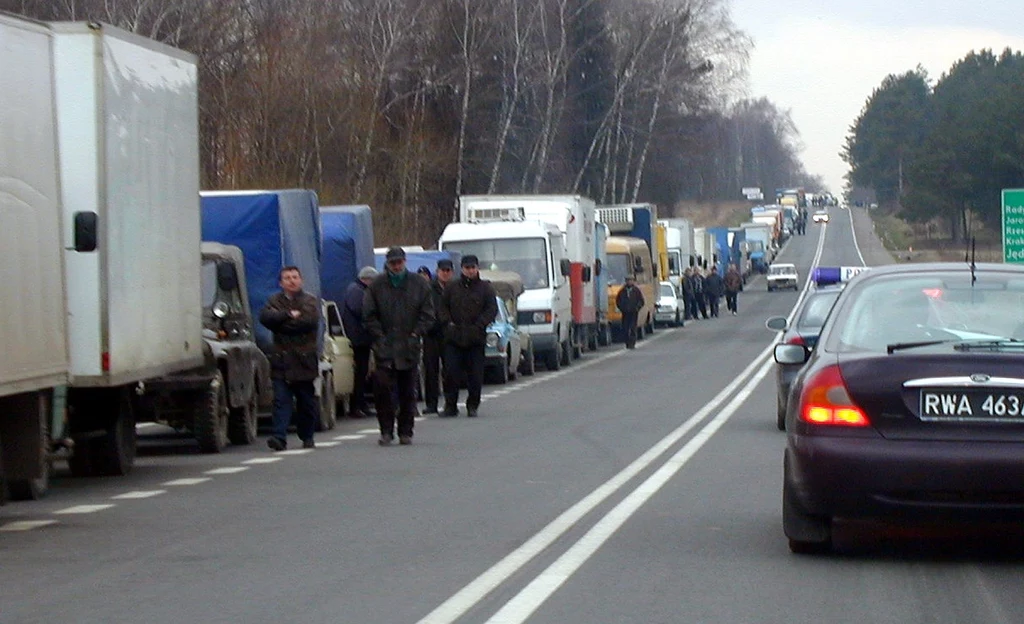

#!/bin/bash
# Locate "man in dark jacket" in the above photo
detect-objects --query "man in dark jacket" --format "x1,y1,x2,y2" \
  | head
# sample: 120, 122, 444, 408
259, 266, 321, 451
615, 275, 645, 349
439, 254, 497, 418
341, 266, 378, 418
689, 269, 708, 320
723, 264, 742, 315
364, 247, 434, 445
681, 267, 695, 321
704, 266, 724, 318
422, 258, 455, 414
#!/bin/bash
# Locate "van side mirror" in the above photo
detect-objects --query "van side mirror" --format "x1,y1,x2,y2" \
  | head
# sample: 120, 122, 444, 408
73, 211, 98, 252
216, 261, 239, 292
560, 258, 571, 277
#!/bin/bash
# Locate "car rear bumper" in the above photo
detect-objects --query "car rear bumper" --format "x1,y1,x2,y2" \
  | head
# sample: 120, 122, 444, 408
654, 310, 677, 322
787, 435, 1024, 520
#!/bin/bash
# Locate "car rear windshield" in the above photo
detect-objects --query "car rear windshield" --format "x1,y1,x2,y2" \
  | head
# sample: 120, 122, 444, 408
828, 272, 1024, 352
770, 265, 795, 275
797, 290, 840, 329
660, 284, 674, 297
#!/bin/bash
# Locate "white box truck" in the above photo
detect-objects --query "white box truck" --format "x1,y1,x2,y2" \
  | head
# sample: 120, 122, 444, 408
658, 218, 695, 293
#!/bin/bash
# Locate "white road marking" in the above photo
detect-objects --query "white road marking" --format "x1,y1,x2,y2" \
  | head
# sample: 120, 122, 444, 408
242, 457, 283, 464
485, 358, 775, 623
277, 449, 313, 456
848, 203, 867, 267
134, 422, 161, 429
0, 520, 58, 532
53, 504, 115, 515
163, 478, 211, 486
204, 467, 249, 475
315, 441, 340, 447
333, 434, 366, 441
111, 490, 166, 500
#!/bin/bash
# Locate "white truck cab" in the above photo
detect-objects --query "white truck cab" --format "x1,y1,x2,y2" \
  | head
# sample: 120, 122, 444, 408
439, 209, 572, 370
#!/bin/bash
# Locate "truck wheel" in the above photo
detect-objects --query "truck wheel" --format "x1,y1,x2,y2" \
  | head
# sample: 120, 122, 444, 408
317, 371, 338, 432
544, 348, 561, 371
195, 371, 229, 454
70, 389, 137, 477
560, 338, 572, 366
7, 391, 52, 501
598, 324, 611, 347
520, 342, 536, 376
227, 379, 259, 446
571, 328, 583, 360
587, 326, 598, 351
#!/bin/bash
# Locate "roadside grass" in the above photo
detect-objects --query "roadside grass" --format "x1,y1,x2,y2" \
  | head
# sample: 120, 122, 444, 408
869, 210, 1003, 263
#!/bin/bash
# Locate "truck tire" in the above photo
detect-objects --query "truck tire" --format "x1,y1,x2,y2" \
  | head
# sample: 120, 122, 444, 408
560, 337, 572, 366
571, 327, 583, 360
544, 348, 561, 371
587, 326, 598, 351
195, 371, 229, 454
317, 371, 338, 431
6, 391, 51, 501
69, 389, 137, 477
227, 379, 259, 446
519, 342, 536, 376
598, 324, 611, 347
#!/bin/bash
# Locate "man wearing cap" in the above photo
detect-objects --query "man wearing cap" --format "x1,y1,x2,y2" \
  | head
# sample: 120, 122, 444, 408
342, 266, 378, 418
363, 247, 434, 445
723, 264, 742, 315
439, 255, 497, 418
422, 258, 455, 414
615, 274, 645, 349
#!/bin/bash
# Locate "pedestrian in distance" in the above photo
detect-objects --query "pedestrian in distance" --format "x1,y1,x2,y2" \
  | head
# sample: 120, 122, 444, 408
704, 266, 724, 318
681, 267, 695, 321
615, 274, 645, 349
724, 264, 742, 315
422, 258, 455, 414
341, 266, 378, 418
439, 254, 498, 418
364, 247, 434, 445
691, 268, 709, 320
259, 266, 321, 451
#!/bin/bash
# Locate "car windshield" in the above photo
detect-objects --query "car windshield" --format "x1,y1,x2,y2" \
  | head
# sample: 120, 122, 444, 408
443, 238, 548, 289
606, 253, 632, 285
660, 284, 674, 297
831, 272, 1024, 352
797, 290, 840, 330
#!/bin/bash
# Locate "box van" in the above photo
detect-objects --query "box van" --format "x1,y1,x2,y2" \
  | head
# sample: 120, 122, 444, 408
605, 236, 656, 338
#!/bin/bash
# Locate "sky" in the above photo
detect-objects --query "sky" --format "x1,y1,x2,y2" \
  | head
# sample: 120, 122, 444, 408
728, 0, 1024, 194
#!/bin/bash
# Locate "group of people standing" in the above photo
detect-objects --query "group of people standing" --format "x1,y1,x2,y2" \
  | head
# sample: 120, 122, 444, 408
680, 264, 744, 319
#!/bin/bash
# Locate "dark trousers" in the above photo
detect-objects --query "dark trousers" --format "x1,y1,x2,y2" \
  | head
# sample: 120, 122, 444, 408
351, 345, 372, 413
444, 343, 486, 410
373, 366, 417, 438
696, 293, 708, 319
725, 291, 738, 313
271, 378, 318, 442
682, 295, 694, 320
708, 295, 720, 317
422, 334, 447, 410
622, 312, 638, 349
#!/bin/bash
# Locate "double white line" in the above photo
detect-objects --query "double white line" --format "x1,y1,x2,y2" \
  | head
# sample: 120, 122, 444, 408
418, 225, 829, 624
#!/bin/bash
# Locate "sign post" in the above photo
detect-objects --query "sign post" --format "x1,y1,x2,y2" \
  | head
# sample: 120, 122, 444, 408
1002, 189, 1024, 264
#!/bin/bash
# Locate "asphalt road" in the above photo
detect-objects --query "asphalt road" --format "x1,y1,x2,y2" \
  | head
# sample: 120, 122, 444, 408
4, 206, 1024, 624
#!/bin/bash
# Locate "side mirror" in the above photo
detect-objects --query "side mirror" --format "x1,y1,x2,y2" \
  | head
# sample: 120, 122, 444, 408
216, 261, 239, 292
594, 259, 602, 277
633, 256, 643, 273
559, 258, 571, 277
73, 211, 98, 252
582, 266, 592, 283
774, 344, 809, 365
765, 316, 788, 332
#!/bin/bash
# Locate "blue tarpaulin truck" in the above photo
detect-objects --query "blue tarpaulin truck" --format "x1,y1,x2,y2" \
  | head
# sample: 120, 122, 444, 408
320, 205, 375, 306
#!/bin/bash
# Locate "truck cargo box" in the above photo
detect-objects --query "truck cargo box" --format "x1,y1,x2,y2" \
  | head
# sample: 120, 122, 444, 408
321, 205, 375, 305
52, 21, 202, 385
0, 14, 69, 396
200, 190, 322, 353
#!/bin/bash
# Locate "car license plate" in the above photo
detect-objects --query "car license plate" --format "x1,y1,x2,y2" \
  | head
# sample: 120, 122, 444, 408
919, 389, 1024, 421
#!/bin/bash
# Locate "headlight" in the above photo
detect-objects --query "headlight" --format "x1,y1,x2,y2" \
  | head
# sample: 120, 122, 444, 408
532, 311, 551, 324
486, 332, 500, 347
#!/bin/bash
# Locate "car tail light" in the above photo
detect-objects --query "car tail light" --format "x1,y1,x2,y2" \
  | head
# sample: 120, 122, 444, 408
786, 335, 805, 346
799, 364, 870, 427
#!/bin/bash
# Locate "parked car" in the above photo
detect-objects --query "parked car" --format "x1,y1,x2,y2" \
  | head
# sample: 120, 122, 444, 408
321, 299, 354, 429
655, 281, 682, 327
481, 271, 531, 383
767, 263, 799, 291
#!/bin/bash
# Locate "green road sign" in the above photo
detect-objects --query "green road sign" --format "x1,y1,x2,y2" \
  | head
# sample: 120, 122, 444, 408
1003, 189, 1024, 264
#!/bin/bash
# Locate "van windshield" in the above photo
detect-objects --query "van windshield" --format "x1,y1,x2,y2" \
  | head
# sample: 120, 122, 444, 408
443, 238, 549, 289
606, 253, 632, 285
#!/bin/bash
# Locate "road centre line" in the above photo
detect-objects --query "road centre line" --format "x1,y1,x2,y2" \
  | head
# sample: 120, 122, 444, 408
486, 357, 775, 623
0, 520, 59, 532
111, 490, 165, 500
417, 225, 828, 624
53, 504, 115, 515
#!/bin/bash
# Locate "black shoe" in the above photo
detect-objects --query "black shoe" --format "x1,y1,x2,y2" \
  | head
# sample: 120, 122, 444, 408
441, 405, 458, 417
348, 409, 366, 419
302, 438, 316, 449
467, 408, 479, 418
378, 434, 394, 446
399, 435, 412, 445
423, 405, 438, 414
267, 437, 286, 452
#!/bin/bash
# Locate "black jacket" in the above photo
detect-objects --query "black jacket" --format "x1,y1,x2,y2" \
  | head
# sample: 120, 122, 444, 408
259, 290, 321, 382
704, 272, 724, 297
440, 275, 498, 347
363, 270, 435, 370
615, 284, 645, 315
427, 278, 448, 338
341, 280, 372, 347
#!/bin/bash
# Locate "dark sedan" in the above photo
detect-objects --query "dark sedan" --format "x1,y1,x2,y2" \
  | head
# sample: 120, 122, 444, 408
776, 263, 1024, 553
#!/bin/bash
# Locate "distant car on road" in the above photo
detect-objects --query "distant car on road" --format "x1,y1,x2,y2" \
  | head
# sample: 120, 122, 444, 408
767, 263, 799, 292
776, 262, 1024, 554
812, 210, 830, 224
654, 281, 681, 327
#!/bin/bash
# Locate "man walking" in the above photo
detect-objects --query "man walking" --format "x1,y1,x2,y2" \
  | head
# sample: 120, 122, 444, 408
690, 268, 708, 320
363, 247, 434, 445
615, 275, 645, 349
422, 258, 455, 414
439, 255, 497, 418
704, 266, 724, 318
724, 264, 742, 315
259, 266, 321, 451
341, 266, 378, 418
